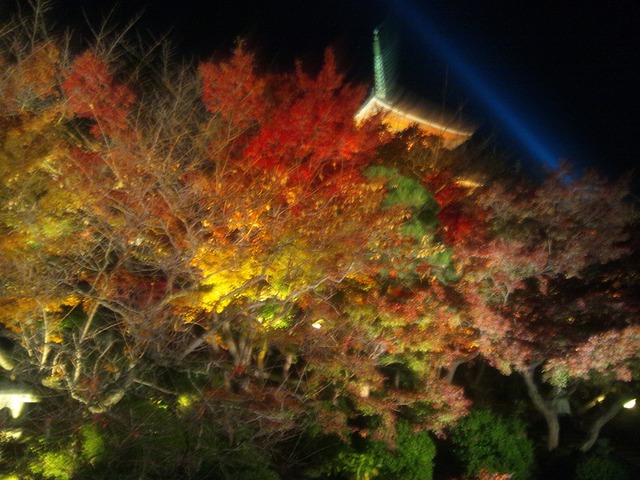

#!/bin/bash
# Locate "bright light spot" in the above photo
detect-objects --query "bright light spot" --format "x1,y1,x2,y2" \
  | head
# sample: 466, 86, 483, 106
596, 394, 606, 403
177, 394, 195, 409
623, 398, 636, 409
0, 392, 40, 418
311, 320, 323, 329
0, 429, 23, 440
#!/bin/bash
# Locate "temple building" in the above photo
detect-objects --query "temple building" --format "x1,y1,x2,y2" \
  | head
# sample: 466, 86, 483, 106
355, 29, 476, 149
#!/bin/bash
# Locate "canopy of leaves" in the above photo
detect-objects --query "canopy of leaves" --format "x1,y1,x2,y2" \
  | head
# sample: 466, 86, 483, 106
0, 14, 472, 474
1, 6, 638, 477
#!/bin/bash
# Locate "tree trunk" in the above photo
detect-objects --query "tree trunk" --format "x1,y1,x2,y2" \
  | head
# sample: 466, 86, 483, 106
522, 365, 560, 451
445, 359, 464, 384
546, 412, 560, 452
580, 399, 625, 452
445, 352, 479, 384
282, 353, 293, 382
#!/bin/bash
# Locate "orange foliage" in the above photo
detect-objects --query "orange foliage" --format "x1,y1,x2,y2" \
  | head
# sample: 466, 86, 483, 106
63, 51, 135, 138
199, 42, 267, 129
242, 49, 380, 186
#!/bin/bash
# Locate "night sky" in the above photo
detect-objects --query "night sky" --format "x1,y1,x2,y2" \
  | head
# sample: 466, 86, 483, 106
5, 0, 638, 178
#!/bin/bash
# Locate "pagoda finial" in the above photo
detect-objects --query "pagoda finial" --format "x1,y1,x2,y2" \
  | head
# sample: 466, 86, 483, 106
373, 27, 387, 100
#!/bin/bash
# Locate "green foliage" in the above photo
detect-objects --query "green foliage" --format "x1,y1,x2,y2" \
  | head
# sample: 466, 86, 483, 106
211, 448, 281, 480
330, 450, 382, 479
113, 397, 188, 472
382, 175, 431, 210
80, 424, 106, 464
377, 422, 436, 480
321, 422, 436, 480
574, 455, 629, 480
400, 217, 431, 240
366, 166, 438, 212
83, 396, 282, 479
257, 302, 294, 329
428, 246, 459, 283
365, 165, 457, 282
28, 447, 77, 480
17, 422, 107, 480
451, 409, 534, 480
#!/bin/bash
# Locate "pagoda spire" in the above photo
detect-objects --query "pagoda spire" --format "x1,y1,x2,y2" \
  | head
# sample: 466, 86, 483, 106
373, 28, 387, 100
356, 24, 475, 149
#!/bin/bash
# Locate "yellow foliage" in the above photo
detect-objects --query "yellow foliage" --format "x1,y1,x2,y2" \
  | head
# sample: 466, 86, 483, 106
192, 245, 262, 312
264, 240, 319, 299
10, 41, 61, 102
0, 298, 35, 333
0, 293, 79, 336
47, 332, 64, 344
43, 295, 81, 313
204, 333, 225, 348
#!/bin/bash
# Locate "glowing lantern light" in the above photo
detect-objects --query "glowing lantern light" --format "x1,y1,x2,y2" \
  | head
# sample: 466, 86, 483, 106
623, 398, 636, 409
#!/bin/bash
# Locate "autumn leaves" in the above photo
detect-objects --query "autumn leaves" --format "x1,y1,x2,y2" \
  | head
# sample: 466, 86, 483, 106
1, 20, 638, 457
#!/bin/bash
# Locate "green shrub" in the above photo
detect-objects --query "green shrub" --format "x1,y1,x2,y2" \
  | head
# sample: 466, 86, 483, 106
326, 449, 383, 480
80, 424, 106, 463
26, 423, 106, 480
377, 421, 436, 480
451, 409, 534, 480
28, 449, 77, 480
574, 455, 629, 480
323, 421, 436, 480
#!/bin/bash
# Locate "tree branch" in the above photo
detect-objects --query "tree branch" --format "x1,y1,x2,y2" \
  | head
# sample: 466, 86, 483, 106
580, 397, 627, 452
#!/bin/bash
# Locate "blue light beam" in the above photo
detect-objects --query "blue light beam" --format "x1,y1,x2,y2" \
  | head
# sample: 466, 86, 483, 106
391, 0, 560, 168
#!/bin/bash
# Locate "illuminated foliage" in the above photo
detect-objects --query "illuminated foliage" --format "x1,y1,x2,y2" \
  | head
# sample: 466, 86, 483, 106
1, 6, 639, 476
445, 165, 637, 450
0, 15, 470, 466
320, 421, 437, 480
62, 51, 136, 138
452, 409, 534, 480
199, 42, 267, 129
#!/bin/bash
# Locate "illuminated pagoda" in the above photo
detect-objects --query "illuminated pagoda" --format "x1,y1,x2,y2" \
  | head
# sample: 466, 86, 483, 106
356, 28, 475, 149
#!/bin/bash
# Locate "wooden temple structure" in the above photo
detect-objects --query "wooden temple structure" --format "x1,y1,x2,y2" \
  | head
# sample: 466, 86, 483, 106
355, 28, 476, 149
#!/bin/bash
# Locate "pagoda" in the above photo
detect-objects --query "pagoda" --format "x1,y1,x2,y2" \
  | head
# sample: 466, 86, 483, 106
355, 28, 475, 149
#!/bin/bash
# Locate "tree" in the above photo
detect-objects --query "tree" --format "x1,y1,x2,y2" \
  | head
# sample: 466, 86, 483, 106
4, 5, 638, 475
1, 12, 470, 475
446, 166, 637, 451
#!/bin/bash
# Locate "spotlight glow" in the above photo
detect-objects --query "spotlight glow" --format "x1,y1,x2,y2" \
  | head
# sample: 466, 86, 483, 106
391, 0, 560, 168
623, 398, 636, 409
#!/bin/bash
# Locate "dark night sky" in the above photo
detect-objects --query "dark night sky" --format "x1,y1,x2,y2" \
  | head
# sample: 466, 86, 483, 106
5, 0, 638, 178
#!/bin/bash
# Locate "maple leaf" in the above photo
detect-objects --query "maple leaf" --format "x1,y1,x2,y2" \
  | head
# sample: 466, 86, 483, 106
62, 51, 135, 138
199, 42, 267, 130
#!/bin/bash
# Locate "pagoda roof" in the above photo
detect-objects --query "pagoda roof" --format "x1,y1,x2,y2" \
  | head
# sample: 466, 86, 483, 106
356, 89, 476, 149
